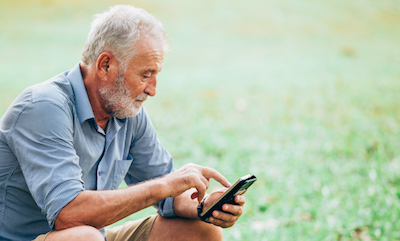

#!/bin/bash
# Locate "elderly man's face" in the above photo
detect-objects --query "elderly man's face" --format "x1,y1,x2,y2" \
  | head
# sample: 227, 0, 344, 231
99, 38, 164, 119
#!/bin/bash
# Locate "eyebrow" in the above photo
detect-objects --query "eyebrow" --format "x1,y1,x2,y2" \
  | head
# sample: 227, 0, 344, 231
143, 68, 162, 74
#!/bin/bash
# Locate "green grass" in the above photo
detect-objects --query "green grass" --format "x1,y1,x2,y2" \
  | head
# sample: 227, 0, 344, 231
1, 0, 400, 240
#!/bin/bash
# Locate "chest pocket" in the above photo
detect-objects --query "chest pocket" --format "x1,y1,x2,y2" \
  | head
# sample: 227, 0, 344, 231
111, 155, 133, 189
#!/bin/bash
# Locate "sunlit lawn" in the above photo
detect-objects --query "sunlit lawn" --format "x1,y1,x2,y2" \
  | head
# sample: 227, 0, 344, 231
1, 0, 400, 240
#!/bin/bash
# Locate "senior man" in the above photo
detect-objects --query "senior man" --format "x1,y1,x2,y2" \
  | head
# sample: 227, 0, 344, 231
0, 5, 245, 241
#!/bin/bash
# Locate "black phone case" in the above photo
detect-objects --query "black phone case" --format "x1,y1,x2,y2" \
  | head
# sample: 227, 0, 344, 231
199, 174, 257, 221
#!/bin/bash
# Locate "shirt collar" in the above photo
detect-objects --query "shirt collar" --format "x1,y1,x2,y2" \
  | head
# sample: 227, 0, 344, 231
67, 63, 95, 125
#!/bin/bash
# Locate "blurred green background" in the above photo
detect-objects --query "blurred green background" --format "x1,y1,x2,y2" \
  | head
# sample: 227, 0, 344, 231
1, 0, 400, 240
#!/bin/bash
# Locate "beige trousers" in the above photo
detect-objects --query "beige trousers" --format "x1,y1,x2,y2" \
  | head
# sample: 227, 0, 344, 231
32, 215, 157, 241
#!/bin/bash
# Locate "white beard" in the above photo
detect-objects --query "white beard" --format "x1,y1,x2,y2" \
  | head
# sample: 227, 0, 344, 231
99, 72, 148, 119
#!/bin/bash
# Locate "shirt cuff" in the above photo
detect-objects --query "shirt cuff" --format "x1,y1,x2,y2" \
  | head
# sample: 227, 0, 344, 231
156, 197, 176, 218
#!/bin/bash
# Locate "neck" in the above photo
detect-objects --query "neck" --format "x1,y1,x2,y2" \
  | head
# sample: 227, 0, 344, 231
80, 63, 111, 130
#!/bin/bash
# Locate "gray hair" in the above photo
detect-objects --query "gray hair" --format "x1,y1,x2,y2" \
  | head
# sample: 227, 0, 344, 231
81, 5, 170, 71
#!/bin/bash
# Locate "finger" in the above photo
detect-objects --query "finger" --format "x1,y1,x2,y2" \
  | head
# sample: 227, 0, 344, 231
208, 217, 233, 228
184, 171, 209, 201
221, 203, 243, 216
199, 175, 210, 190
201, 167, 231, 188
195, 175, 211, 201
208, 212, 237, 228
185, 164, 211, 190
234, 195, 246, 205
194, 180, 208, 202
213, 210, 239, 222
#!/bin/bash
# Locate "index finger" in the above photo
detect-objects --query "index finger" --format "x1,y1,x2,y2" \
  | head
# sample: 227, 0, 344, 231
202, 167, 231, 188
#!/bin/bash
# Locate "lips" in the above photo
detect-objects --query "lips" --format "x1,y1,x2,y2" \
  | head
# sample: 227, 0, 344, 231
134, 94, 148, 102
135, 97, 146, 102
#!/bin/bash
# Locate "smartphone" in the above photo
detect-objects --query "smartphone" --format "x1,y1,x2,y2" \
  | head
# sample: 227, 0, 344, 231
199, 174, 257, 222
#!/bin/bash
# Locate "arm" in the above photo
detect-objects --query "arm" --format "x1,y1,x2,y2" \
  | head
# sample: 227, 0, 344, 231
55, 178, 167, 230
55, 163, 231, 230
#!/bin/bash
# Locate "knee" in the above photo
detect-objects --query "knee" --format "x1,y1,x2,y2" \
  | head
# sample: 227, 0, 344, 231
49, 225, 104, 241
150, 216, 223, 241
73, 226, 104, 241
201, 224, 223, 241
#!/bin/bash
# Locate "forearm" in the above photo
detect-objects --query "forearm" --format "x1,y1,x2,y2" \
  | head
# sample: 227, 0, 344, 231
55, 178, 168, 230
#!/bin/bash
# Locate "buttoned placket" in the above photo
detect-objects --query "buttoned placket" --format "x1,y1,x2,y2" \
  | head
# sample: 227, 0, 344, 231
96, 117, 125, 190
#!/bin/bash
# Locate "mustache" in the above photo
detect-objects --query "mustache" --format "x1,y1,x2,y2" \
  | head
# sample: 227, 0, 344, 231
134, 93, 148, 102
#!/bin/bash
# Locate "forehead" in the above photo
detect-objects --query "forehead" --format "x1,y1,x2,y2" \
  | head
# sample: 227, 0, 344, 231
131, 38, 164, 65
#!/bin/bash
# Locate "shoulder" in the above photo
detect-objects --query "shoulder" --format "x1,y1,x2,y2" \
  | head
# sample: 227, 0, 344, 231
0, 71, 75, 135
30, 71, 74, 107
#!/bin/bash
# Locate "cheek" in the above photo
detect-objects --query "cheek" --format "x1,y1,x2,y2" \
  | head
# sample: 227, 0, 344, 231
126, 80, 146, 96
130, 86, 145, 97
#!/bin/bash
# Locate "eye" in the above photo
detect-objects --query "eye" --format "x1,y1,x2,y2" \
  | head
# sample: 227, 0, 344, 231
143, 72, 153, 78
142, 75, 151, 82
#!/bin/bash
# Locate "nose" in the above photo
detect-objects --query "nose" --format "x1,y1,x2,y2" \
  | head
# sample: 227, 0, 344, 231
144, 76, 157, 97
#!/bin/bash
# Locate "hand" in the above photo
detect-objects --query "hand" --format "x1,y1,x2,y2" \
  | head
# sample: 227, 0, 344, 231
163, 163, 231, 202
203, 188, 246, 228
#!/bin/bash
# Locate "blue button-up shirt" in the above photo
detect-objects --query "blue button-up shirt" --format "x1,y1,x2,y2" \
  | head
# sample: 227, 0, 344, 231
0, 64, 175, 240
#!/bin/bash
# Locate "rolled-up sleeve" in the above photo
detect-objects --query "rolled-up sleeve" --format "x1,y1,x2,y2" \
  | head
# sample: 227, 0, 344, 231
155, 197, 176, 217
124, 107, 176, 217
7, 99, 85, 228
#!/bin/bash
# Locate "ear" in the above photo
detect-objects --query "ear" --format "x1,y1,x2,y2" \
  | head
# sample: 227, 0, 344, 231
96, 52, 118, 81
